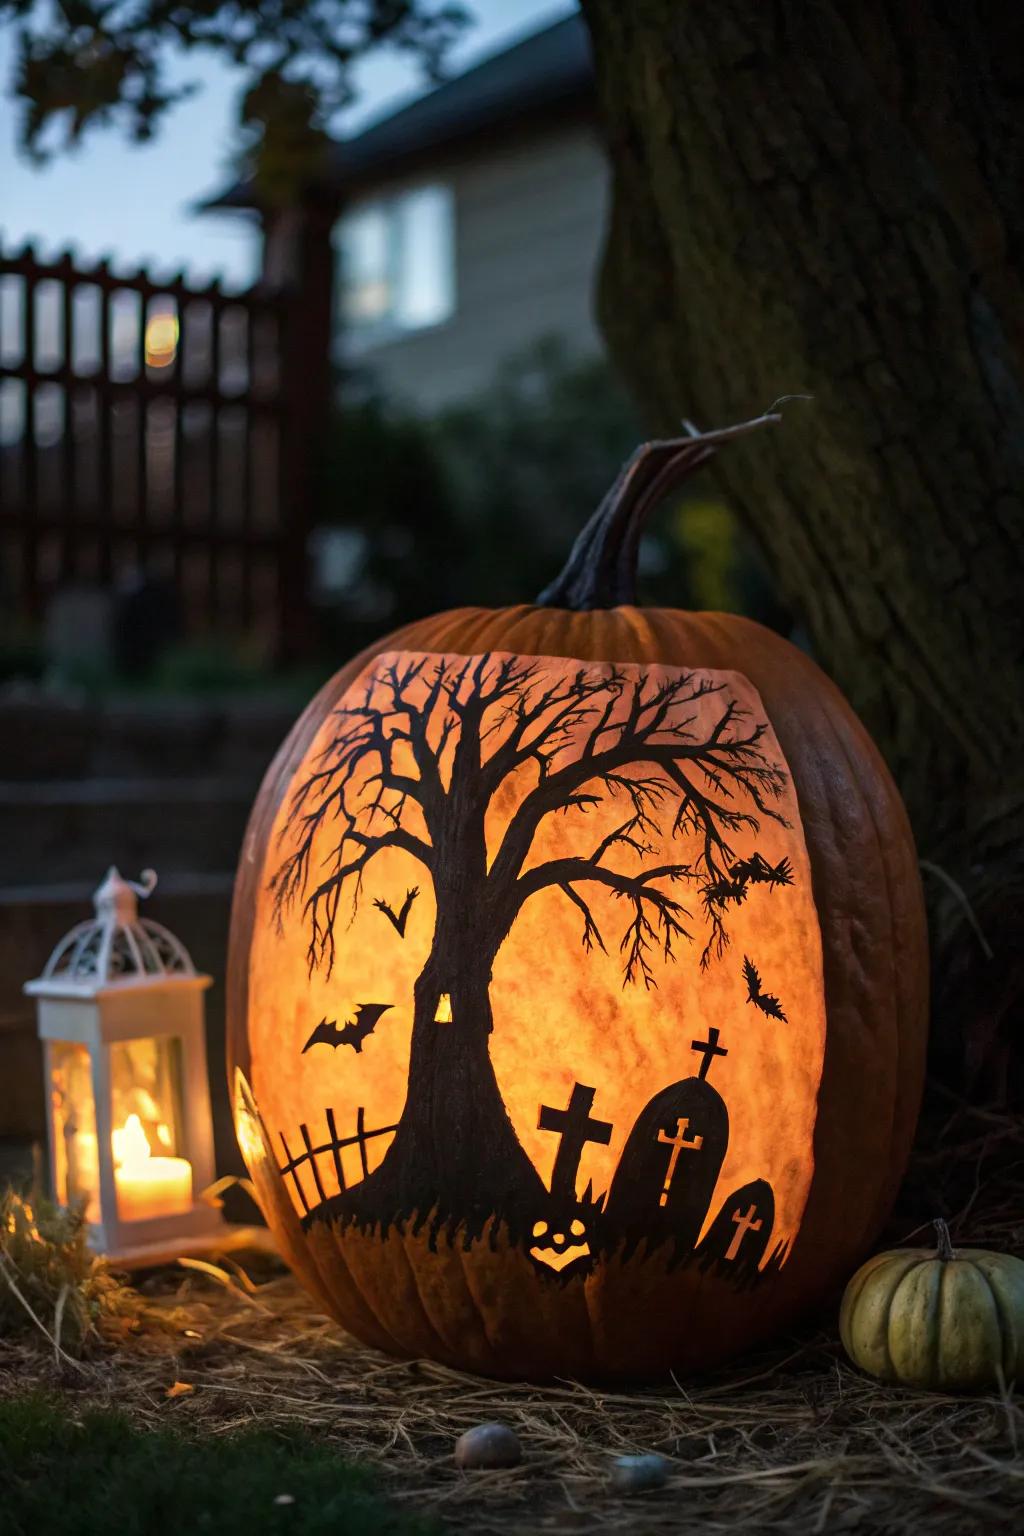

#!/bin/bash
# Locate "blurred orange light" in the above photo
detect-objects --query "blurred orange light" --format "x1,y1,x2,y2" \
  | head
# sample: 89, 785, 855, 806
145, 313, 179, 368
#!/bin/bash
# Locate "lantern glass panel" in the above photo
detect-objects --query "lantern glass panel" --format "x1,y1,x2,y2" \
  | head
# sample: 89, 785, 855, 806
110, 1036, 185, 1158
49, 1041, 100, 1223
110, 1036, 193, 1222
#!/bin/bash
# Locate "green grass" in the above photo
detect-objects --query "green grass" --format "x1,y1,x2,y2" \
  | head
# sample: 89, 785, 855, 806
0, 1395, 435, 1536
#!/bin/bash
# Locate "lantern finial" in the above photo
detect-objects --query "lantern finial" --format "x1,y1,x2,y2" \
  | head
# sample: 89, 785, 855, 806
93, 867, 158, 926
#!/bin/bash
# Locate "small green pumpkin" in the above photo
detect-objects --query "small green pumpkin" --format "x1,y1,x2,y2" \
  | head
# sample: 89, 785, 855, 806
840, 1220, 1024, 1391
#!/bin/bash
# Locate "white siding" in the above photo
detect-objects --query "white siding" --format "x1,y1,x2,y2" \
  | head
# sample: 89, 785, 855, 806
338, 120, 609, 412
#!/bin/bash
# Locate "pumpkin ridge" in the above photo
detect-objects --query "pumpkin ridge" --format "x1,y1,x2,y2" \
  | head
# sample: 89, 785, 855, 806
298, 1175, 430, 1358
887, 1258, 937, 1383
332, 1223, 449, 1362
810, 690, 905, 1241
838, 1251, 896, 1355
804, 666, 908, 1267
301, 1206, 406, 1355
393, 1221, 484, 1365
308, 1222, 410, 1357
451, 1228, 508, 1368
974, 1260, 1016, 1382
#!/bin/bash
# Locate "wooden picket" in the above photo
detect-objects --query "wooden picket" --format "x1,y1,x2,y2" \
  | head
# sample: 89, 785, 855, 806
0, 239, 307, 646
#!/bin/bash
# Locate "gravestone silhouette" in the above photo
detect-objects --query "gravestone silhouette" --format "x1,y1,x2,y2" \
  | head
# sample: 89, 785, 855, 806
695, 1178, 775, 1284
604, 1076, 729, 1258
529, 1083, 614, 1274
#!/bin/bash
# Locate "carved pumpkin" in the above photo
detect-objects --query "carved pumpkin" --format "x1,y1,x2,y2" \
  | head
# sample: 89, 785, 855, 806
228, 415, 928, 1382
840, 1220, 1024, 1390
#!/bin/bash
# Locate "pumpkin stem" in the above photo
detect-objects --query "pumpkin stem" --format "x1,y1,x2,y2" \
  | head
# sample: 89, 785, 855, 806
934, 1218, 956, 1261
535, 411, 784, 610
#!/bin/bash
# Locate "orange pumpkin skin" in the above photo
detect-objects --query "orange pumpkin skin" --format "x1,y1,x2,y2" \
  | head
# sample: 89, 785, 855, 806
228, 595, 927, 1382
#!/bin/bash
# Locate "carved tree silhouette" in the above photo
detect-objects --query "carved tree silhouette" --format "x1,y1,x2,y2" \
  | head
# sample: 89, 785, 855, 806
270, 652, 790, 1239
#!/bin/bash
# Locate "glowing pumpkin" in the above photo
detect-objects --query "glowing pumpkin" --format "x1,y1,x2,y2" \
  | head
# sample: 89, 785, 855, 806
228, 416, 928, 1382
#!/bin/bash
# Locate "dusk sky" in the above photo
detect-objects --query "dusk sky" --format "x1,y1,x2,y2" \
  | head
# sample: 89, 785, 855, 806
0, 1, 576, 291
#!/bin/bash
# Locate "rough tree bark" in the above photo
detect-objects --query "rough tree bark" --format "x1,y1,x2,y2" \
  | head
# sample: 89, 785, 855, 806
579, 0, 1024, 1093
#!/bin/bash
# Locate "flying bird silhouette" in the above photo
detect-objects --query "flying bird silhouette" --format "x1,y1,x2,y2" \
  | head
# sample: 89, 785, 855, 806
301, 1004, 393, 1054
742, 956, 787, 1021
373, 886, 419, 937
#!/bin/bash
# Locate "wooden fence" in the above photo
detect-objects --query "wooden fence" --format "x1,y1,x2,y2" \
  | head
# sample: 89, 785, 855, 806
0, 240, 313, 647
278, 1106, 399, 1215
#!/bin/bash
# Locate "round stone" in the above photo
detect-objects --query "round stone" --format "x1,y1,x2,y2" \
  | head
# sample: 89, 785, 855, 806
610, 1454, 669, 1493
454, 1423, 523, 1470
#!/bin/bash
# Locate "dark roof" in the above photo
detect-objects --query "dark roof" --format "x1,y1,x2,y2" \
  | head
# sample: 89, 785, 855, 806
202, 11, 593, 213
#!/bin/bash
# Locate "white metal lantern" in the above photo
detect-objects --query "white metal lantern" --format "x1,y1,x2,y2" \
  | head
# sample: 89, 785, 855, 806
24, 867, 224, 1260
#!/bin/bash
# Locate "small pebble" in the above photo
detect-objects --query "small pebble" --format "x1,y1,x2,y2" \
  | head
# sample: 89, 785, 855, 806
454, 1422, 523, 1470
610, 1453, 669, 1493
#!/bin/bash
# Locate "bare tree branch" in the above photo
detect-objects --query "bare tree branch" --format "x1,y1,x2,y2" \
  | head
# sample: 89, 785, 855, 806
269, 650, 793, 984
516, 857, 694, 988
269, 657, 454, 971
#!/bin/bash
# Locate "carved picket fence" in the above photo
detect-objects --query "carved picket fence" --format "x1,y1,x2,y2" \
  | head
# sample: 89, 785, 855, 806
277, 1107, 399, 1215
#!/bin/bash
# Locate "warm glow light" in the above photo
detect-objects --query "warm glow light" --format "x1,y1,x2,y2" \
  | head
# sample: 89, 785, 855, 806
243, 642, 829, 1378
112, 1112, 151, 1169
112, 1112, 192, 1222
234, 1075, 268, 1171
145, 312, 179, 368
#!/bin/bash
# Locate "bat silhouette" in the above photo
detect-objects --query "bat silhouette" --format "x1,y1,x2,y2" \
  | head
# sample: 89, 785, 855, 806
301, 1004, 393, 1054
373, 887, 419, 937
731, 853, 794, 891
742, 956, 787, 1022
703, 854, 794, 913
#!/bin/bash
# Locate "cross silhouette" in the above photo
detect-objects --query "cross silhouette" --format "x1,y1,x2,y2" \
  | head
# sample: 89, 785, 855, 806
691, 1026, 729, 1081
655, 1117, 704, 1206
725, 1203, 763, 1261
538, 1083, 613, 1203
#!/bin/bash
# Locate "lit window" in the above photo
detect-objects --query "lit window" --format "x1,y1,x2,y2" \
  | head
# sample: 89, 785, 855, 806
336, 185, 454, 345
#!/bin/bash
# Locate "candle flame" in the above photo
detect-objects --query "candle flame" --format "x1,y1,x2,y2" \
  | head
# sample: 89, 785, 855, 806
111, 1113, 172, 1170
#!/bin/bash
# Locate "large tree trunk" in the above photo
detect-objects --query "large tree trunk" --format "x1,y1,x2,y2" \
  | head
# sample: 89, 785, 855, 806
340, 915, 546, 1241
579, 0, 1024, 1093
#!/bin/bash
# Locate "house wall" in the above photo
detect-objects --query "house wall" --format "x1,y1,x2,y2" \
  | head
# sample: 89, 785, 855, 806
338, 117, 610, 413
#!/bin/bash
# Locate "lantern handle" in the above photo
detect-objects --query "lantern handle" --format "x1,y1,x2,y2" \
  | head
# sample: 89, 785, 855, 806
536, 398, 810, 611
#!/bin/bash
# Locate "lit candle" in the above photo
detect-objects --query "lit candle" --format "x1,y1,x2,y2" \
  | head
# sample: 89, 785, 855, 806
112, 1113, 193, 1222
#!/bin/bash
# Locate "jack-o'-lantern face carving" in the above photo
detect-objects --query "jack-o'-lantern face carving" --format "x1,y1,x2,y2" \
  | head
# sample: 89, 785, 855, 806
530, 1217, 591, 1273
244, 648, 828, 1287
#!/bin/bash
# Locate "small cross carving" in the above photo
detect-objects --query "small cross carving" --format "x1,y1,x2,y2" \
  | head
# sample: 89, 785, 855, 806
656, 1117, 704, 1207
725, 1203, 763, 1261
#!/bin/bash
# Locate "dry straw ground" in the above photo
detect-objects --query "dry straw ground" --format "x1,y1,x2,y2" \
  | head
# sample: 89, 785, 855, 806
2, 1088, 1023, 1535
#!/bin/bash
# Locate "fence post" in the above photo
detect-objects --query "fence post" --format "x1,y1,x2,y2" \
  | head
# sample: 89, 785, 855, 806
262, 197, 337, 661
